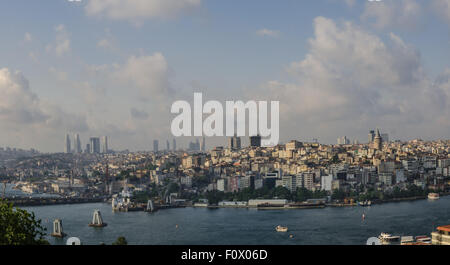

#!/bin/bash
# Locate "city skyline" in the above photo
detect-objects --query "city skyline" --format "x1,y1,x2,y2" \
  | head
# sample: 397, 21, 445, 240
0, 0, 449, 152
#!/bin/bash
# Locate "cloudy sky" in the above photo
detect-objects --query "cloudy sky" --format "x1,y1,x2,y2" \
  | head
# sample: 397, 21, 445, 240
0, 0, 449, 152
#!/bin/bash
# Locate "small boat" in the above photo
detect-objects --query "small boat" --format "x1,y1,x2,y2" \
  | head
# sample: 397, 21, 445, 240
428, 193, 440, 200
400, 236, 414, 245
415, 235, 431, 243
359, 201, 372, 206
276, 225, 288, 232
378, 233, 400, 242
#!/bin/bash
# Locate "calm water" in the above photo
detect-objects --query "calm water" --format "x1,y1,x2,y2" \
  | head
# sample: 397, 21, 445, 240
23, 196, 450, 245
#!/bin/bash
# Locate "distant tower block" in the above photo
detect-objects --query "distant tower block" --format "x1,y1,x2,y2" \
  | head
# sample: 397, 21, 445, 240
88, 210, 107, 227
146, 200, 155, 212
51, 219, 66, 238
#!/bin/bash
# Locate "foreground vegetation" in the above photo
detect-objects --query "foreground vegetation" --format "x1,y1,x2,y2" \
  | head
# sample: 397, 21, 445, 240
0, 200, 49, 245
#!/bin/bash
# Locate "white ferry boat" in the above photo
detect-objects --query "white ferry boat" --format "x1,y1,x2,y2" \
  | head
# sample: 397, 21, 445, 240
428, 193, 440, 200
378, 233, 400, 243
276, 225, 288, 232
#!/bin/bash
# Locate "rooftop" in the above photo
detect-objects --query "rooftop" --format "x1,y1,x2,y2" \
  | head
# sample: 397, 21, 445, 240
437, 225, 450, 232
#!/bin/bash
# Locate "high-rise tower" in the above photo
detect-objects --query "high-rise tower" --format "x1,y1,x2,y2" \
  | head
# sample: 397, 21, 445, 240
65, 134, 71, 153
250, 135, 262, 147
74, 134, 82, 153
229, 134, 241, 150
368, 130, 375, 143
90, 137, 101, 154
101, 136, 108, 153
200, 137, 206, 152
153, 140, 159, 153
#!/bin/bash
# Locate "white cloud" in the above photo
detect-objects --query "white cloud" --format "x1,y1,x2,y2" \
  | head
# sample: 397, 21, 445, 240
46, 24, 71, 56
85, 0, 202, 22
361, 0, 422, 30
113, 53, 173, 101
49, 67, 68, 81
97, 38, 114, 50
24, 32, 32, 42
343, 0, 356, 8
28, 52, 38, 63
256, 28, 280, 38
0, 68, 47, 124
256, 17, 449, 142
432, 0, 450, 24
0, 68, 88, 147
130, 108, 149, 120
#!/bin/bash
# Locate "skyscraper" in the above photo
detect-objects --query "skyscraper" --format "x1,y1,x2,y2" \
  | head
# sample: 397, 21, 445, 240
90, 137, 101, 154
74, 133, 82, 153
200, 137, 206, 152
368, 130, 375, 143
101, 136, 108, 153
153, 140, 159, 152
229, 135, 241, 150
173, 139, 177, 151
166, 140, 170, 151
337, 136, 350, 145
65, 134, 71, 153
195, 138, 200, 151
250, 135, 261, 147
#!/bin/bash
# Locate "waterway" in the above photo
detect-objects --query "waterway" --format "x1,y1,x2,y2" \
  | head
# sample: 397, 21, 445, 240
22, 196, 450, 245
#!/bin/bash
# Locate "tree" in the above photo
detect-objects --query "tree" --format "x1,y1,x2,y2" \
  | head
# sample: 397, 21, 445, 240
0, 200, 49, 245
330, 154, 340, 164
331, 189, 346, 201
168, 182, 180, 194
296, 188, 312, 202
112, 236, 128, 245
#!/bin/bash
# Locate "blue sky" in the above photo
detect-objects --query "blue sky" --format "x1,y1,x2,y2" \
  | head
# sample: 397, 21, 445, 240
0, 0, 449, 152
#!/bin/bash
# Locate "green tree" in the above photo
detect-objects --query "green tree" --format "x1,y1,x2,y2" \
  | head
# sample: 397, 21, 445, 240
0, 200, 49, 245
168, 182, 180, 194
331, 189, 347, 201
112, 236, 128, 245
330, 154, 340, 164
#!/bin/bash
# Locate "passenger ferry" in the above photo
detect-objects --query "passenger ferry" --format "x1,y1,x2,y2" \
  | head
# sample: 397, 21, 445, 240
276, 225, 288, 232
428, 193, 440, 200
378, 233, 400, 243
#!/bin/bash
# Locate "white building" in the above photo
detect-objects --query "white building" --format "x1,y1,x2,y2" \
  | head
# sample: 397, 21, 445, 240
217, 178, 227, 192
321, 175, 333, 191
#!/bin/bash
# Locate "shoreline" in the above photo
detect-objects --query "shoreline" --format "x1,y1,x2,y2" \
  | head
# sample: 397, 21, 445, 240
8, 192, 449, 209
